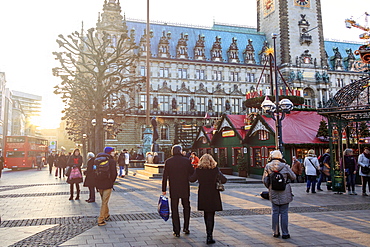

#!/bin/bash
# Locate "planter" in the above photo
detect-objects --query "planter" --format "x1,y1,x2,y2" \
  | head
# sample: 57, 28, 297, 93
220, 167, 233, 175
238, 170, 248, 177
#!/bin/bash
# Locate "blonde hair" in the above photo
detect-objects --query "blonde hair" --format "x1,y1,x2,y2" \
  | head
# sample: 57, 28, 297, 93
343, 148, 353, 156
307, 149, 316, 157
198, 154, 217, 169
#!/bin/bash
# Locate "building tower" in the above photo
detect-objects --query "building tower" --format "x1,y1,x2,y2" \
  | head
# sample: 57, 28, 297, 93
257, 0, 329, 107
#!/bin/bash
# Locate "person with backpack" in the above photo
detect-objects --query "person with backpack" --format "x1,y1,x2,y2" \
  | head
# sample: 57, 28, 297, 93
358, 147, 370, 196
83, 152, 96, 203
317, 149, 331, 191
95, 147, 117, 226
303, 149, 320, 193
66, 149, 83, 200
263, 150, 295, 239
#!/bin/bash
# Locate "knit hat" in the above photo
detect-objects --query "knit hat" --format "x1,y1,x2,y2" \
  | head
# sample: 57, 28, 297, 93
104, 147, 114, 154
270, 150, 283, 159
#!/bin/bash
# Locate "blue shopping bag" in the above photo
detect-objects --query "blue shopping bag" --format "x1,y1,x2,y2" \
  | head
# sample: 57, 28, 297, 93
158, 195, 170, 221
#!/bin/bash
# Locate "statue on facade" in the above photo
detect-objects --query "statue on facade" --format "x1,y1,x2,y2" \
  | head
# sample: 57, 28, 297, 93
151, 117, 159, 152
153, 97, 158, 109
208, 99, 213, 111
190, 98, 195, 110
172, 98, 177, 110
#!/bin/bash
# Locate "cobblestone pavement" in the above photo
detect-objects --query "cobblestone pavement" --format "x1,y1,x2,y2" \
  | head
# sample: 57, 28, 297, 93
0, 167, 370, 246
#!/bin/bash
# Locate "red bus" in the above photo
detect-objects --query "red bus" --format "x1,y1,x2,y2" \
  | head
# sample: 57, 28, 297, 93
4, 136, 48, 170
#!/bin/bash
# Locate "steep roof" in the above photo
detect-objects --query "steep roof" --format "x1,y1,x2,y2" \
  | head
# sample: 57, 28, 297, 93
226, 114, 248, 139
262, 111, 326, 144
127, 21, 267, 64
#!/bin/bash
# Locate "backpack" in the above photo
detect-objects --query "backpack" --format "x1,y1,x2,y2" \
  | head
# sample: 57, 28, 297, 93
94, 156, 110, 180
270, 170, 286, 191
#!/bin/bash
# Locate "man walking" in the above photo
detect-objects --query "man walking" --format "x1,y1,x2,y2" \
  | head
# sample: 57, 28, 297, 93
162, 145, 194, 237
118, 149, 125, 178
95, 147, 117, 226
48, 153, 55, 175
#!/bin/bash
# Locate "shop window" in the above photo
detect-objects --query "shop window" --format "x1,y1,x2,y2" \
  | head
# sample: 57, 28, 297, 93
259, 130, 269, 141
233, 148, 241, 166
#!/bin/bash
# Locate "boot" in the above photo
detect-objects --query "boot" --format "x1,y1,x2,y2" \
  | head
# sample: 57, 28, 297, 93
75, 185, 80, 200
206, 235, 215, 244
69, 184, 74, 200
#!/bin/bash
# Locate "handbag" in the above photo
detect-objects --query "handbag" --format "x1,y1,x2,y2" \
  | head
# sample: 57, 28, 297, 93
158, 195, 170, 221
69, 167, 82, 179
216, 177, 225, 191
308, 158, 320, 176
361, 166, 370, 174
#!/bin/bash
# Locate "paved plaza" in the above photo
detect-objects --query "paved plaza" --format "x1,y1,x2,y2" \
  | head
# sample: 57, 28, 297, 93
0, 167, 370, 247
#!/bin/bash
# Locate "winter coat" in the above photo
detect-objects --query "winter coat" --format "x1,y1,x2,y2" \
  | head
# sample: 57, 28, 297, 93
304, 156, 320, 176
118, 152, 125, 166
358, 153, 370, 177
47, 155, 55, 166
189, 167, 227, 211
57, 154, 67, 168
66, 155, 83, 184
83, 158, 96, 187
263, 159, 296, 205
291, 160, 302, 175
341, 155, 358, 175
162, 154, 194, 198
94, 153, 117, 190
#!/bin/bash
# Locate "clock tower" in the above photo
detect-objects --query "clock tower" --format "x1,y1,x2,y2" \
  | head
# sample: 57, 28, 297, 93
257, 0, 328, 105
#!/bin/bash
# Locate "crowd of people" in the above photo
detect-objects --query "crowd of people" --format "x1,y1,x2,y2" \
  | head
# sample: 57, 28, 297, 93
2, 144, 370, 245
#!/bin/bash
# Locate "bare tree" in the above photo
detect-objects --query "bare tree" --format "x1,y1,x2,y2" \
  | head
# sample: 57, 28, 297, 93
53, 27, 140, 153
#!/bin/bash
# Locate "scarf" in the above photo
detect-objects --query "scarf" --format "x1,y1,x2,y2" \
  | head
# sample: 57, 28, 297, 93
364, 152, 370, 159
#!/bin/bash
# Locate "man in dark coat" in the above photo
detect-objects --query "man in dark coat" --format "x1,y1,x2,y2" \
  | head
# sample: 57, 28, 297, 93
95, 147, 117, 226
47, 153, 55, 175
162, 145, 194, 237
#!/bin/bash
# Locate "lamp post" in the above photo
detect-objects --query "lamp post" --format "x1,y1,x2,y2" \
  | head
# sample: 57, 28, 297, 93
82, 133, 87, 168
261, 33, 294, 152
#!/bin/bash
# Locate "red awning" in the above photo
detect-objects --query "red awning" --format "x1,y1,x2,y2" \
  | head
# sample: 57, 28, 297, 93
262, 111, 327, 144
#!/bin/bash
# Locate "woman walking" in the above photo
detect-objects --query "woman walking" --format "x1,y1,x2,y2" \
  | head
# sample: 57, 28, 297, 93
303, 149, 320, 193
83, 152, 96, 202
56, 150, 67, 178
342, 148, 358, 195
67, 149, 83, 200
358, 147, 370, 196
263, 150, 296, 239
189, 154, 227, 244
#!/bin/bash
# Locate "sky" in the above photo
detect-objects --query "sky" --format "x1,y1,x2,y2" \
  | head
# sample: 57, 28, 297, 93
0, 0, 368, 129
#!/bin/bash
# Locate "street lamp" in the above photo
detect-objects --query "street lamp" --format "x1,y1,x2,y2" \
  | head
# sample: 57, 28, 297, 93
261, 33, 294, 152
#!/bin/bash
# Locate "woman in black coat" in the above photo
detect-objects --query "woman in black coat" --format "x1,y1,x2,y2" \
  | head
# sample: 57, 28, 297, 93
66, 149, 83, 200
83, 152, 96, 203
189, 154, 227, 244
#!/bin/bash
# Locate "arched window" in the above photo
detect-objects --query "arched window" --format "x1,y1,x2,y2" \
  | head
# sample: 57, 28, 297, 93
160, 124, 169, 140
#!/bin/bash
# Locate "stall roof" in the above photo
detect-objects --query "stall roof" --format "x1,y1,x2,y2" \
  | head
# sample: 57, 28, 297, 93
262, 111, 326, 144
202, 126, 214, 142
227, 115, 248, 139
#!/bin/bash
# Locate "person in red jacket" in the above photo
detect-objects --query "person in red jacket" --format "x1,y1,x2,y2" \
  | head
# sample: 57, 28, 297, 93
190, 152, 200, 169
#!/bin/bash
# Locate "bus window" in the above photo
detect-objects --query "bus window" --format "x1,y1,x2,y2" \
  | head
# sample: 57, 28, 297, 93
6, 137, 25, 143
6, 151, 25, 157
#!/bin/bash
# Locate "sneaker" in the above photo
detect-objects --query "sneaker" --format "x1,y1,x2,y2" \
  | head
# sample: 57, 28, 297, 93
98, 221, 106, 226
273, 233, 280, 238
306, 188, 310, 193
353, 192, 357, 195
349, 191, 353, 195
363, 193, 368, 196
282, 234, 291, 239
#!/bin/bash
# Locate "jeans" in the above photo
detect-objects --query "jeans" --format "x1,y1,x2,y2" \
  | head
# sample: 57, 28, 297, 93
361, 176, 370, 193
317, 173, 330, 190
306, 175, 317, 192
98, 189, 112, 224
119, 166, 124, 176
170, 197, 191, 234
124, 164, 129, 175
272, 203, 289, 236
347, 173, 356, 192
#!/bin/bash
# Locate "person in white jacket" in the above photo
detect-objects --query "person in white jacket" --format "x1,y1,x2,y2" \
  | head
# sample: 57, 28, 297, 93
358, 147, 370, 196
303, 149, 320, 193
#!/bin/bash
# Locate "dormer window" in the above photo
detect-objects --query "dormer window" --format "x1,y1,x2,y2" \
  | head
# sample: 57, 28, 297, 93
176, 33, 189, 59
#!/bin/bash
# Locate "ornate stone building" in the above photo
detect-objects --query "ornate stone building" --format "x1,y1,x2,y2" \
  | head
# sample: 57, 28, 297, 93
96, 0, 365, 152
